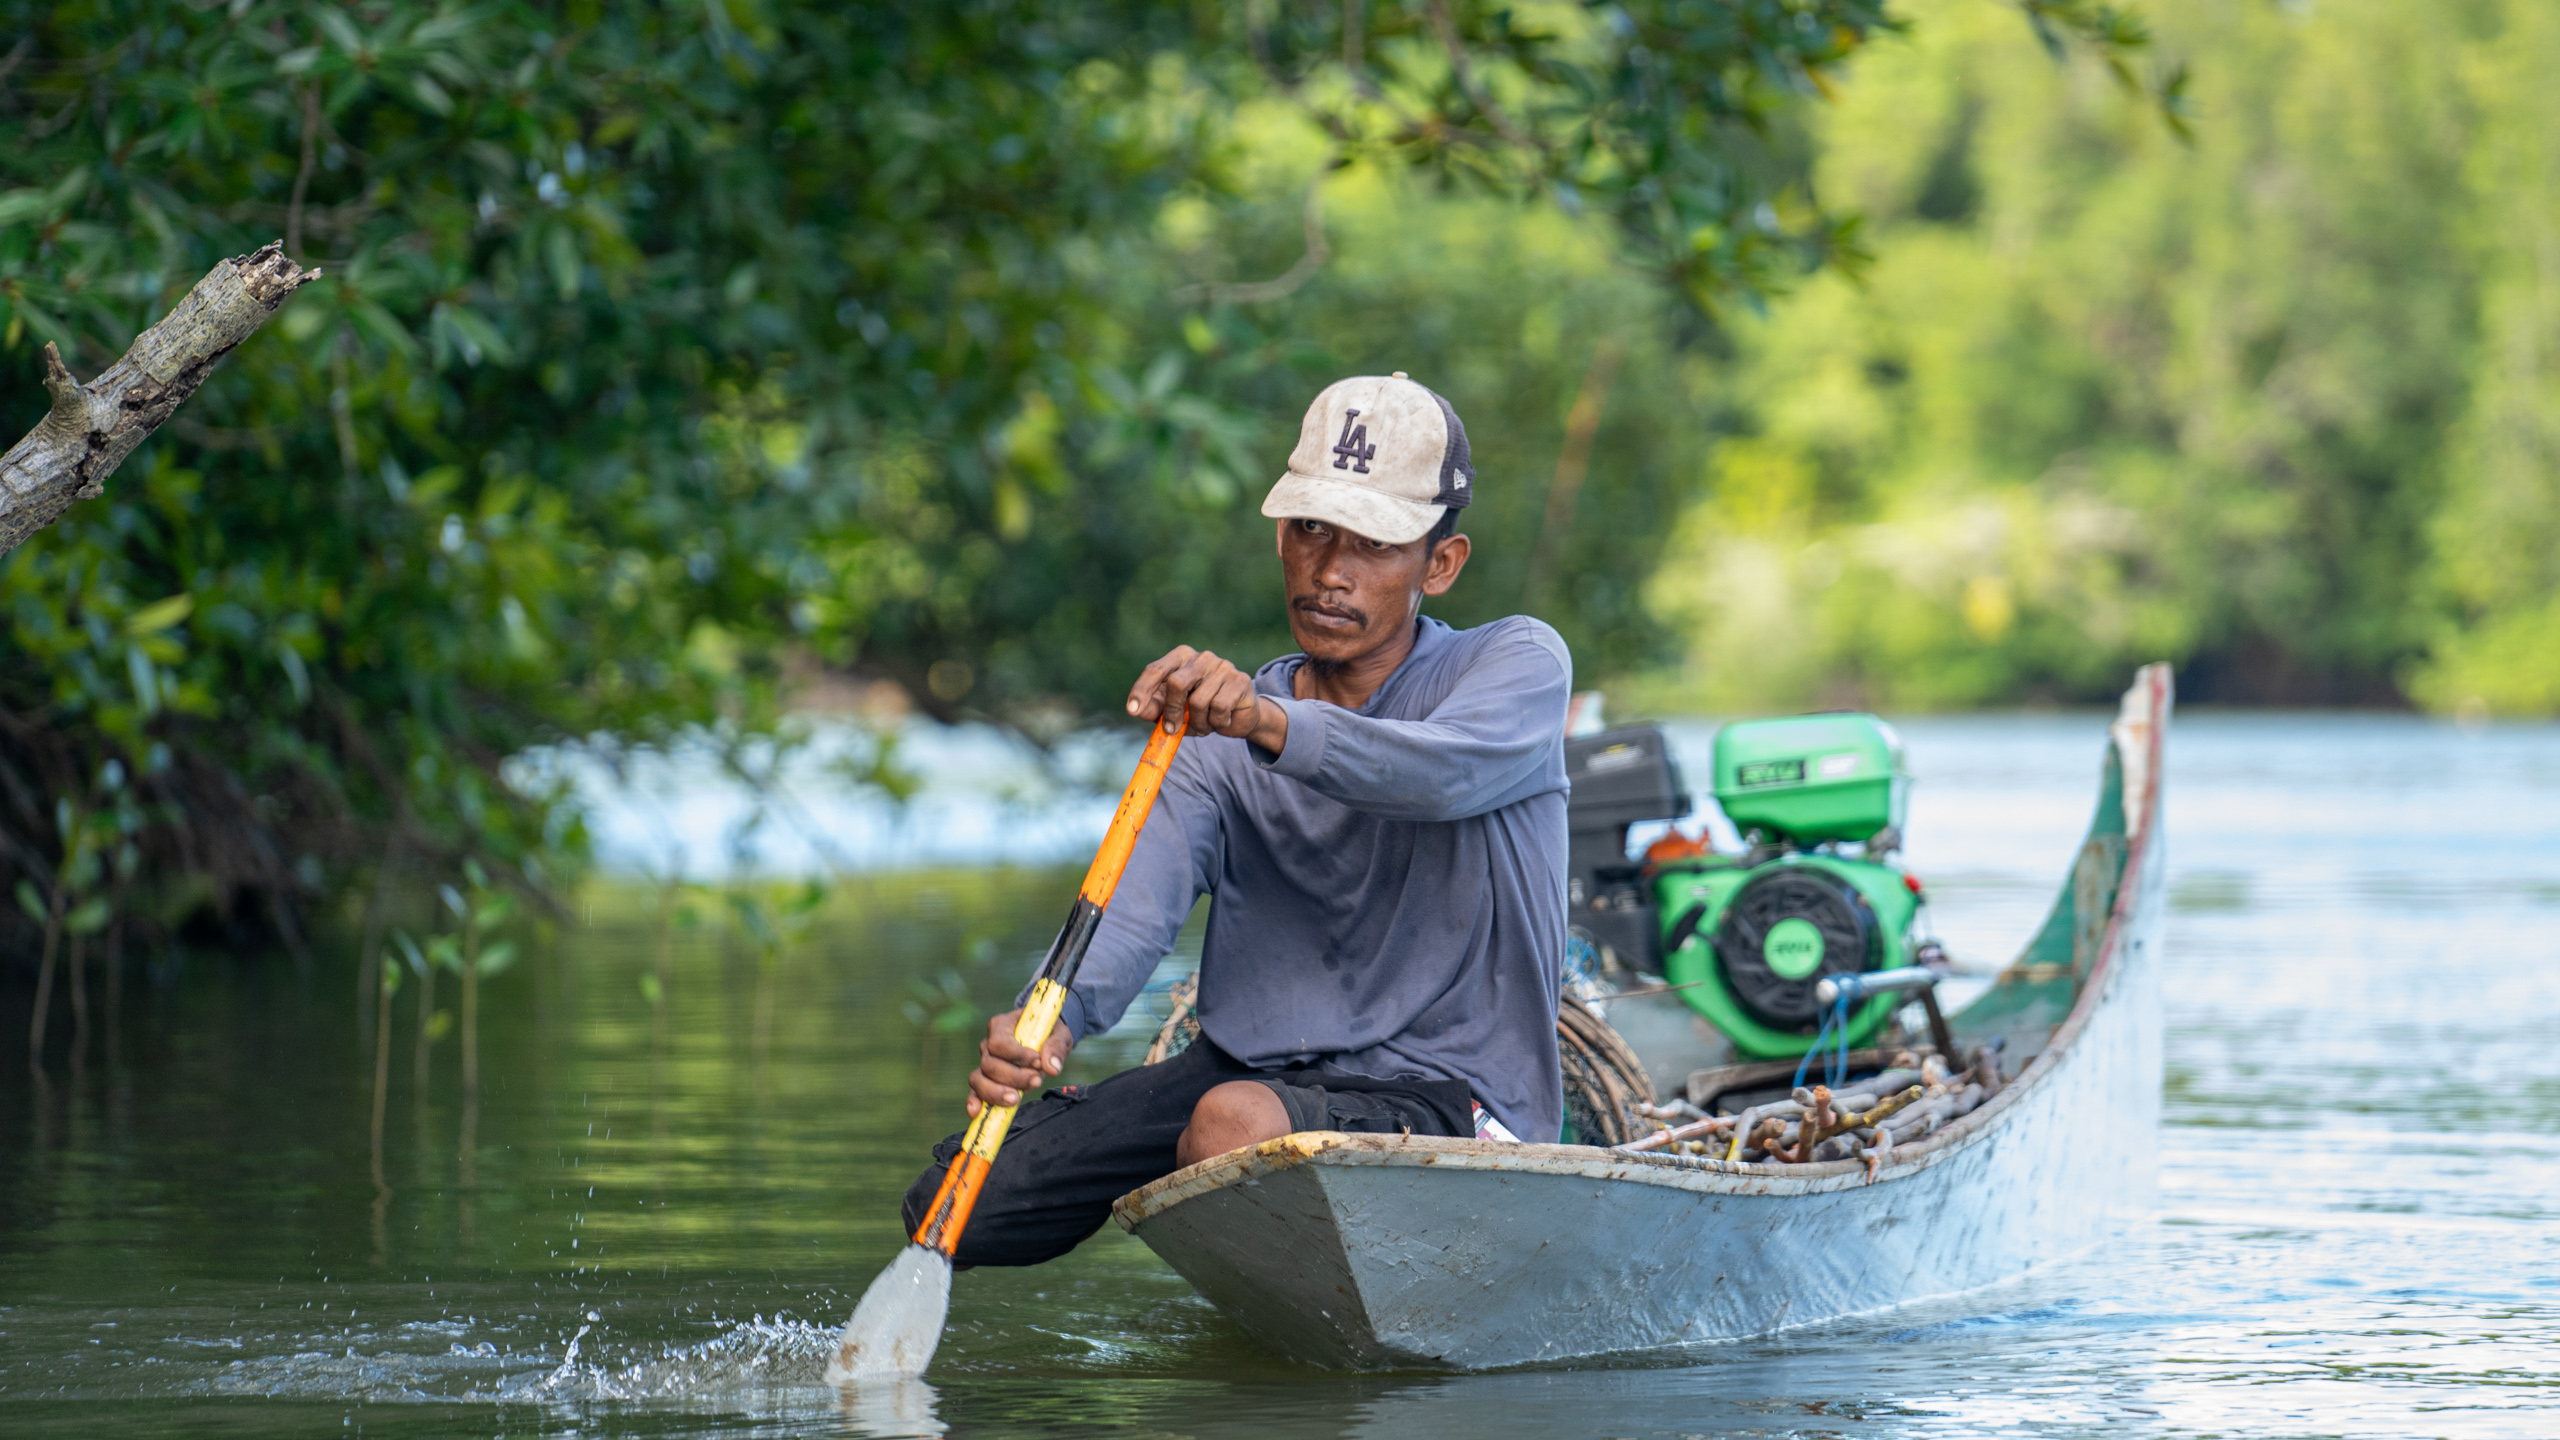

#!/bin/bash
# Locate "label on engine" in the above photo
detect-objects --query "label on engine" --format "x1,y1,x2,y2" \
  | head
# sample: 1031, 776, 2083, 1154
1763, 917, 1826, 979
1735, 758, 1805, 787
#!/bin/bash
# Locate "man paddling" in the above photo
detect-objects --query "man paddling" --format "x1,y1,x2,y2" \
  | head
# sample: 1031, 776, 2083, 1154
901, 372, 1571, 1267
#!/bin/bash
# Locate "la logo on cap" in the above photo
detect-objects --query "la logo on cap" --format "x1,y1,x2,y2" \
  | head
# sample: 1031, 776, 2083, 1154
1331, 411, 1377, 473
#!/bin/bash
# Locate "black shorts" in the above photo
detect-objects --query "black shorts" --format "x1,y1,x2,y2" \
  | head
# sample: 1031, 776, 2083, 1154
1243, 1070, 1474, 1137
899, 1039, 1475, 1268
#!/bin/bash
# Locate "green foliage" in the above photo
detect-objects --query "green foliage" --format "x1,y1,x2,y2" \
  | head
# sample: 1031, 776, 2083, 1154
1645, 0, 2560, 713
439, 859, 519, 975
903, 967, 984, 1039
726, 878, 824, 970
0, 0, 2166, 954
2409, 0, 2560, 716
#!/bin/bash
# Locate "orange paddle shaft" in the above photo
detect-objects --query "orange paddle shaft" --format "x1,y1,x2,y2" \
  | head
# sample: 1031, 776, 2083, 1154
909, 709, 1187, 1256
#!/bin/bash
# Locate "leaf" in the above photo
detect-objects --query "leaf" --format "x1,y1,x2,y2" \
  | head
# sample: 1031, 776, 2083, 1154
727, 893, 775, 945
64, 897, 111, 936
545, 226, 582, 300
474, 939, 518, 976
278, 645, 311, 708
313, 7, 365, 53
0, 189, 51, 228
124, 593, 194, 637
14, 880, 44, 924
0, 167, 94, 228
126, 645, 162, 717
429, 302, 514, 367
424, 1009, 454, 1041
404, 465, 463, 509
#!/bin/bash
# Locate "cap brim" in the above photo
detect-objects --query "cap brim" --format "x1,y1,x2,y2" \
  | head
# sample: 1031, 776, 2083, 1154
1260, 471, 1445, 546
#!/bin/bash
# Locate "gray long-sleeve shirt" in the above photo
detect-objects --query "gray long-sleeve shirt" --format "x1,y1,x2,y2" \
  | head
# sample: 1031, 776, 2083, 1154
1052, 614, 1572, 1141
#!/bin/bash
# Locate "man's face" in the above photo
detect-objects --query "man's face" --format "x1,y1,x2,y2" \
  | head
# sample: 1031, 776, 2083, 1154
1277, 517, 1470, 664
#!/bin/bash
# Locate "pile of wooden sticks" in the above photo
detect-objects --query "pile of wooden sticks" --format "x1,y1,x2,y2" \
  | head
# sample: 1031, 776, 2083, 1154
1616, 1043, 2009, 1173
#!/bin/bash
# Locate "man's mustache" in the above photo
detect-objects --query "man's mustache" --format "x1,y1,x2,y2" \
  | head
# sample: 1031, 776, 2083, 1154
1292, 596, 1367, 626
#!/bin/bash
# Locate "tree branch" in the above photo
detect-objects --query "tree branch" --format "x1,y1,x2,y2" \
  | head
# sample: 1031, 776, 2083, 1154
1426, 0, 1537, 151
1176, 176, 1332, 306
1524, 337, 1621, 602
0, 241, 317, 555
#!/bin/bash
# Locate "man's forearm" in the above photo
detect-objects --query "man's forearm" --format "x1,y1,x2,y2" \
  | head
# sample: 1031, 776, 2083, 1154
1251, 629, 1570, 821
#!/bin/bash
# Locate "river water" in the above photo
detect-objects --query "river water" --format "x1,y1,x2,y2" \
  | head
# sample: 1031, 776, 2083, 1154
4, 711, 2557, 1437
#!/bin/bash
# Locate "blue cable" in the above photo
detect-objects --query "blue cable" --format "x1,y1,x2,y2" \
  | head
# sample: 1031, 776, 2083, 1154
1793, 986, 1857, 1091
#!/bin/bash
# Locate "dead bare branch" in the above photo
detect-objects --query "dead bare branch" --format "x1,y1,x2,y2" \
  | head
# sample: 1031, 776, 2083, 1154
0, 241, 317, 554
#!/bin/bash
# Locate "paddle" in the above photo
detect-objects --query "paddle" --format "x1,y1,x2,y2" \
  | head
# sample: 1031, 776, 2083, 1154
827, 706, 1189, 1383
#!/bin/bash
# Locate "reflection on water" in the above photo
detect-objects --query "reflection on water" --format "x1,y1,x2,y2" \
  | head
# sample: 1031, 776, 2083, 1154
4, 712, 2558, 1438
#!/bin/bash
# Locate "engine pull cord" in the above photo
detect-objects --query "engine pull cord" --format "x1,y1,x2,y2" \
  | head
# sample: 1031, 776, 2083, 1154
1793, 989, 1856, 1092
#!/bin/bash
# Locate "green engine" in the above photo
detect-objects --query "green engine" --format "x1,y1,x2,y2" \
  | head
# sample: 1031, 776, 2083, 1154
1564, 713, 1924, 1060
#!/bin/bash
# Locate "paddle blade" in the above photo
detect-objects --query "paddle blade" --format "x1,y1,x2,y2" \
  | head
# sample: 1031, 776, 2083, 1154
827, 1243, 952, 1384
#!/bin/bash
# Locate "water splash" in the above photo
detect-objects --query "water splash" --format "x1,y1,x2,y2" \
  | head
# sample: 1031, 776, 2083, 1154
530, 1311, 841, 1401
512, 1311, 946, 1437
543, 1309, 598, 1390
69, 1305, 938, 1435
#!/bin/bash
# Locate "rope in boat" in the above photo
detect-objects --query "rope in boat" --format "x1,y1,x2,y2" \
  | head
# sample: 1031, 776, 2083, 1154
1792, 990, 1857, 1092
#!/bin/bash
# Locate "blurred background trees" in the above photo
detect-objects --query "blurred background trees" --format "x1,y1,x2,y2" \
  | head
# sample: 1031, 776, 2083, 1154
1, 0, 2550, 964
1648, 0, 2560, 714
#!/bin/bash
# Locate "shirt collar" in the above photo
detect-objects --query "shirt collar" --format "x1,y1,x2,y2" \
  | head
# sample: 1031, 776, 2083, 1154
1260, 615, 1452, 714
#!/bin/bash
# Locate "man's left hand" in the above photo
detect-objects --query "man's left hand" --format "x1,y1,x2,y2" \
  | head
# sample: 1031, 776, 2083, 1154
1127, 645, 1288, 753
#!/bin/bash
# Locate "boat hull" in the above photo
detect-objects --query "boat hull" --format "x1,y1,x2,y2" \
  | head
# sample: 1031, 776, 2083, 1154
1115, 666, 2170, 1370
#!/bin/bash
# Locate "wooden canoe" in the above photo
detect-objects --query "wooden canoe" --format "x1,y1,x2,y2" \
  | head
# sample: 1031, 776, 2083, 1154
1109, 664, 2172, 1370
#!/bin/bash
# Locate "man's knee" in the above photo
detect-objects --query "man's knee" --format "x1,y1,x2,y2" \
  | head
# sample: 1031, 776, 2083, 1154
1177, 1080, 1291, 1168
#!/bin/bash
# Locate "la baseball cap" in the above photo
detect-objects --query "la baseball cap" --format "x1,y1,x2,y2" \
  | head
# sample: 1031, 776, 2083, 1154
1260, 372, 1473, 545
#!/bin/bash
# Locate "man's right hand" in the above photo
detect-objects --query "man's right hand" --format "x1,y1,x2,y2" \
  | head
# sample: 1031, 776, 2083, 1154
968, 1008, 1073, 1117
1127, 645, 1289, 754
